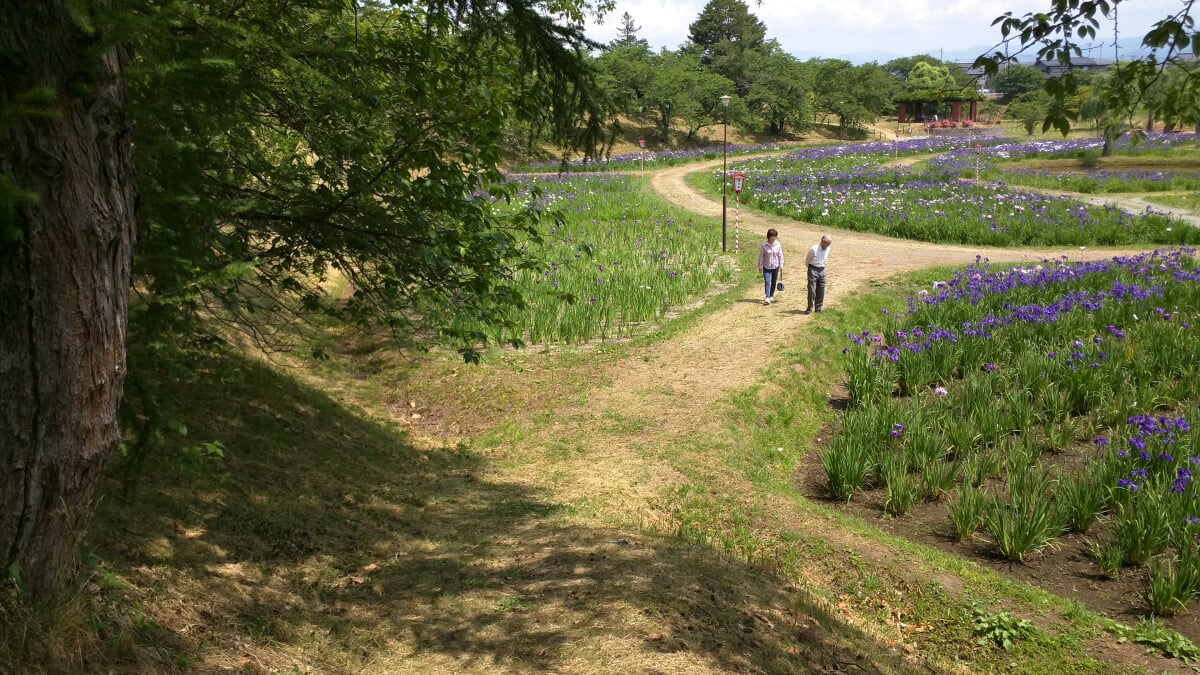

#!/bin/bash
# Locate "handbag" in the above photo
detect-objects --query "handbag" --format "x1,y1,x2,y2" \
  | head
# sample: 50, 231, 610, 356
776, 281, 784, 291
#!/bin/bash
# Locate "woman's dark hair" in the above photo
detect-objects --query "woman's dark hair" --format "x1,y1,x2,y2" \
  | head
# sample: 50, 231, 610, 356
766, 228, 778, 238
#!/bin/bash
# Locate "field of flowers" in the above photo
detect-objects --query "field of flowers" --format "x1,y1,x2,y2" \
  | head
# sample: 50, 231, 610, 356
513, 142, 785, 173
727, 135, 1200, 247
471, 173, 732, 345
830, 248, 1200, 616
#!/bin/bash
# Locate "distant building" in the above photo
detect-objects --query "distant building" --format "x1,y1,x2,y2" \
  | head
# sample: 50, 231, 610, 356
1033, 56, 1114, 77
956, 61, 994, 98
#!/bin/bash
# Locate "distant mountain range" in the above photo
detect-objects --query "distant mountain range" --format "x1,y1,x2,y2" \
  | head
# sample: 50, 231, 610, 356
800, 37, 1157, 66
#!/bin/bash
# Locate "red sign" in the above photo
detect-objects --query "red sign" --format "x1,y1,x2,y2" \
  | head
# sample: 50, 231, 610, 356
732, 172, 746, 194
638, 138, 646, 148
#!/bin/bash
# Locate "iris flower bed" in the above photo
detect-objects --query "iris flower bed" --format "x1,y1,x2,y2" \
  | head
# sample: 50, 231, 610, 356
927, 132, 1200, 194
468, 173, 731, 345
994, 168, 1200, 194
965, 132, 1199, 162
726, 135, 1197, 247
830, 248, 1200, 615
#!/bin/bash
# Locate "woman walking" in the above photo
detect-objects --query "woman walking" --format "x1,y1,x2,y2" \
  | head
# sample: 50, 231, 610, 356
758, 228, 783, 305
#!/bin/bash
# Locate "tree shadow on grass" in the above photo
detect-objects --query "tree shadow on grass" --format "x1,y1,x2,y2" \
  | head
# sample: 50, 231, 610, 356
88, 348, 933, 674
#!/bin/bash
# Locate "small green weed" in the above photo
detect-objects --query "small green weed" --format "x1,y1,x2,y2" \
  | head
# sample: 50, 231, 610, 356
1110, 618, 1200, 663
973, 607, 1035, 650
495, 596, 535, 612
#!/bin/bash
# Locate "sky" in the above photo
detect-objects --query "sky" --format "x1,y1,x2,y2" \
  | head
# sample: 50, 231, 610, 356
584, 0, 1187, 63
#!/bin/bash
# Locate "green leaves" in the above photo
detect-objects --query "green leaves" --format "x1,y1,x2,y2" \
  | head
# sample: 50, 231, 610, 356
982, 2, 1200, 138
973, 607, 1035, 650
1111, 618, 1200, 663
114, 0, 610, 358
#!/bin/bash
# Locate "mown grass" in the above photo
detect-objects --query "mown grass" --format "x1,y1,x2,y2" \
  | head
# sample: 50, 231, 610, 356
10, 135, 1200, 674
10, 338, 925, 673
1148, 192, 1200, 213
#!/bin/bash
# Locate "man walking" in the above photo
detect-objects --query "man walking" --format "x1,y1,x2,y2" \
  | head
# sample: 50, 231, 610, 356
805, 234, 832, 314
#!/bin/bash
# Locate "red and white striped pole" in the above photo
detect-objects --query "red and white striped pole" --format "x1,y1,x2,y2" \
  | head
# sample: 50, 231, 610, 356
734, 197, 740, 252
732, 172, 745, 253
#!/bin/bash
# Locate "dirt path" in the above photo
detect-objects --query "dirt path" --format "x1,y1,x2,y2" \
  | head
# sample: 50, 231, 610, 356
580, 158, 1137, 441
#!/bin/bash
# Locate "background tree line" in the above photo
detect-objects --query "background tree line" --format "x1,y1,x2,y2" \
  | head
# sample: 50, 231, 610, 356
584, 0, 1199, 151
589, 2, 982, 143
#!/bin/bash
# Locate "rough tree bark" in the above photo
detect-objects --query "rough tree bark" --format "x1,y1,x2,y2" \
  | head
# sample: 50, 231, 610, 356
0, 1, 137, 598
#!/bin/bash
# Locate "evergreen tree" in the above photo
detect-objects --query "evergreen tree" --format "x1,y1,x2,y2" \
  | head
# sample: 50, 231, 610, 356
687, 0, 766, 95
611, 11, 649, 49
688, 0, 766, 51
1, 0, 611, 599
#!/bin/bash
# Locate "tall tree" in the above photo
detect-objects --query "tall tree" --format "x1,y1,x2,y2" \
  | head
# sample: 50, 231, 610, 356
687, 0, 767, 94
808, 58, 891, 136
595, 43, 654, 112
744, 45, 813, 134
1079, 68, 1138, 156
1, 0, 611, 599
688, 0, 766, 50
1, 0, 138, 600
645, 51, 736, 141
1145, 61, 1200, 132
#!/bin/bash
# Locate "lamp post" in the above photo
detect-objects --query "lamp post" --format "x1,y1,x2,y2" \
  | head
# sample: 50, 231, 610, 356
720, 94, 731, 252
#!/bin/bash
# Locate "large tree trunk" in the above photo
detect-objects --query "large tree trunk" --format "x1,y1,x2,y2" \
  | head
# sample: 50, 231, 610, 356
0, 1, 137, 598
